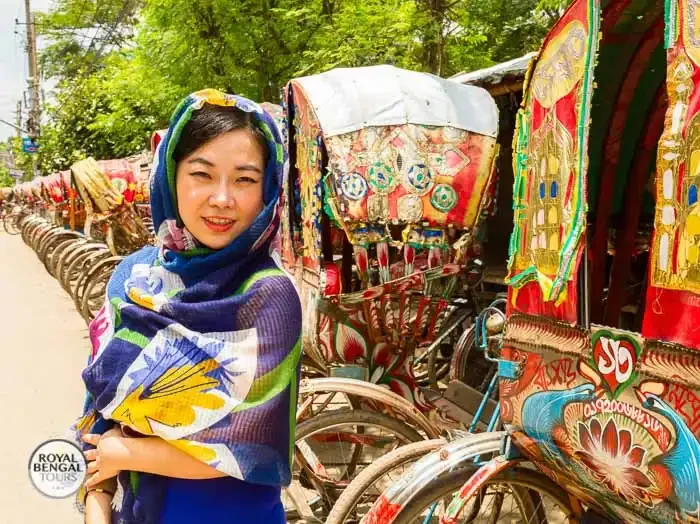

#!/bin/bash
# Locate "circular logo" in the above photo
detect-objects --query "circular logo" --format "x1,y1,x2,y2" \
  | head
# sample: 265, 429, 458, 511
404, 164, 434, 195
431, 184, 458, 212
368, 162, 398, 194
339, 172, 369, 201
28, 439, 87, 498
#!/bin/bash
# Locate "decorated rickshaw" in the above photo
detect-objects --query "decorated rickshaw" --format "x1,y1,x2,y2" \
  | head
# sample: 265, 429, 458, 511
65, 157, 151, 321
279, 65, 502, 520
359, 1, 700, 523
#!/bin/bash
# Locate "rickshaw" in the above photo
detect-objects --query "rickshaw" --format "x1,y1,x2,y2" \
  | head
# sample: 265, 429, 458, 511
31, 171, 85, 274
358, 0, 700, 523
67, 157, 151, 322
0, 187, 21, 235
279, 65, 501, 520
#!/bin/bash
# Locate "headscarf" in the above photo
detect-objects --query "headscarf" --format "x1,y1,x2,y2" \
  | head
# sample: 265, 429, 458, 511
72, 90, 302, 524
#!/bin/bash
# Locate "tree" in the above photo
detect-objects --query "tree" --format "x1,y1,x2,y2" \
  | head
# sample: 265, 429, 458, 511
37, 0, 142, 81
0, 166, 14, 188
34, 0, 567, 170
462, 0, 562, 64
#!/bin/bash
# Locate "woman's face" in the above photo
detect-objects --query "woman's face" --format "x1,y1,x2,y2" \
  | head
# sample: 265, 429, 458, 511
175, 128, 266, 250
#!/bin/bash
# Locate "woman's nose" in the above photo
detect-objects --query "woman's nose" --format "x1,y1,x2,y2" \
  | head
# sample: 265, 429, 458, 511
209, 182, 235, 207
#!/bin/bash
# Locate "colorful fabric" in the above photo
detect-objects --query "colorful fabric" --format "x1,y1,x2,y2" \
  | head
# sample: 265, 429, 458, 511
506, 0, 599, 314
72, 89, 302, 524
99, 159, 137, 203
324, 125, 496, 232
644, 1, 700, 350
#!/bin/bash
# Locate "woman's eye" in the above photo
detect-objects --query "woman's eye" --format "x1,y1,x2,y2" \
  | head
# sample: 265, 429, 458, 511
237, 176, 259, 184
190, 171, 211, 179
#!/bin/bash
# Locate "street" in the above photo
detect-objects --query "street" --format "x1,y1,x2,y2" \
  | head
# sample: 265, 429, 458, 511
0, 232, 85, 523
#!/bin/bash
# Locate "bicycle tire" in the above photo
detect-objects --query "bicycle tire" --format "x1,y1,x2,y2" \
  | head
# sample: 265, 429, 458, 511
392, 465, 575, 524
38, 230, 76, 268
69, 249, 109, 303
327, 438, 446, 524
288, 409, 425, 522
61, 244, 106, 293
54, 240, 89, 285
45, 237, 81, 277
3, 213, 21, 235
78, 255, 122, 322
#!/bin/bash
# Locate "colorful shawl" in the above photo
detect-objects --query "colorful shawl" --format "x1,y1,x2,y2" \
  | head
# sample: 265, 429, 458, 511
73, 90, 302, 523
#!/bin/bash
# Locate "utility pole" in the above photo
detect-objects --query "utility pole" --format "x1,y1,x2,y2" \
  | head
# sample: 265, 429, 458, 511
24, 0, 40, 139
15, 101, 22, 138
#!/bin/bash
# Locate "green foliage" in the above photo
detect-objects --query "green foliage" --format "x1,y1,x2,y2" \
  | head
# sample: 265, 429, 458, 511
34, 0, 564, 172
0, 166, 14, 188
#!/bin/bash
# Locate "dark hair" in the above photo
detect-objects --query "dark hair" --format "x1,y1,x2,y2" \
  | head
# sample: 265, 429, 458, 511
173, 103, 269, 164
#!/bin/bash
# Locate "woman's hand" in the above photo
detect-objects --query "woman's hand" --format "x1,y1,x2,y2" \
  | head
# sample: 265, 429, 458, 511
82, 427, 131, 489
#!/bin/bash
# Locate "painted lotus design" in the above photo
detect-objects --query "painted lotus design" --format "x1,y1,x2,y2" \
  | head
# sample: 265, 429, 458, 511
573, 418, 655, 506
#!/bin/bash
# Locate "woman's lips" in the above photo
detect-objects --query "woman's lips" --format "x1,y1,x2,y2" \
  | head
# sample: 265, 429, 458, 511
202, 217, 235, 233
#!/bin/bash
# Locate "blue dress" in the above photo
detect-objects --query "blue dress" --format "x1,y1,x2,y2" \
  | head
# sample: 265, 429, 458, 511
159, 477, 285, 523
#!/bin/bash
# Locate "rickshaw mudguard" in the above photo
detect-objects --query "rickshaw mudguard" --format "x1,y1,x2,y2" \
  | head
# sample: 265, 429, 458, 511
440, 455, 520, 524
360, 431, 505, 524
297, 377, 441, 439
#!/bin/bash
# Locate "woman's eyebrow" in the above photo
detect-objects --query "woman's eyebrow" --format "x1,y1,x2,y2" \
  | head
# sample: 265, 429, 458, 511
187, 157, 215, 167
236, 164, 264, 174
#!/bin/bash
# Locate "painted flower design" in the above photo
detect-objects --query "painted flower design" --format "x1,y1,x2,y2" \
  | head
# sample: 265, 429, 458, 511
573, 418, 654, 506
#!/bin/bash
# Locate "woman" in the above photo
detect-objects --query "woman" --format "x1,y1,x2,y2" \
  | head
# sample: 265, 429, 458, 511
73, 89, 302, 523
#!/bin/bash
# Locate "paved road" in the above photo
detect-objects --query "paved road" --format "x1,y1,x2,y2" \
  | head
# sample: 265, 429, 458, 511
0, 232, 86, 523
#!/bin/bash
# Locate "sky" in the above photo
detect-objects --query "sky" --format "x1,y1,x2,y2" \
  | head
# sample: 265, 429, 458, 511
0, 0, 55, 142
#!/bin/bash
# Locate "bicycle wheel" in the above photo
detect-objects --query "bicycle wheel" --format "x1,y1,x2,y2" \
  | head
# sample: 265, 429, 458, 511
31, 223, 54, 252
38, 231, 77, 269
45, 237, 81, 277
3, 213, 20, 235
285, 408, 424, 522
61, 244, 106, 293
79, 256, 122, 323
449, 325, 498, 394
392, 465, 575, 524
20, 216, 39, 243
413, 307, 473, 389
70, 249, 110, 304
327, 439, 446, 524
55, 240, 89, 286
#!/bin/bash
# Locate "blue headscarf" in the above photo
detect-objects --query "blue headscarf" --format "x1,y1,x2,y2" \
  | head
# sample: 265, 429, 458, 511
150, 89, 286, 279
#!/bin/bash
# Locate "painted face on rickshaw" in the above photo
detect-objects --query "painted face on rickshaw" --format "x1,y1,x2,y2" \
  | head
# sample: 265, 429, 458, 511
175, 128, 265, 250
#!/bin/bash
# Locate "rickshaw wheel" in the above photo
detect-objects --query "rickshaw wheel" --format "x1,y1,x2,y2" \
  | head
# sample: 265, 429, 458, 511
71, 250, 110, 305
54, 240, 88, 284
391, 466, 576, 524
80, 257, 122, 323
3, 212, 21, 235
46, 238, 80, 277
285, 409, 423, 522
413, 307, 473, 390
326, 438, 446, 524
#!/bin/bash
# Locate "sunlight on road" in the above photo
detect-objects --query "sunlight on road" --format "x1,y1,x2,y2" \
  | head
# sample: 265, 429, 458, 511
0, 233, 87, 523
